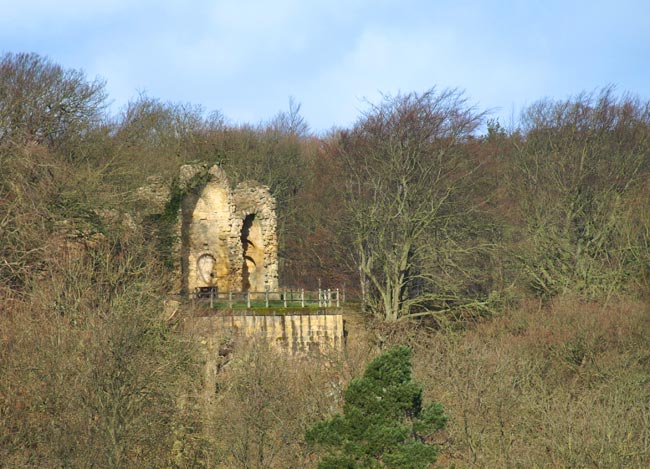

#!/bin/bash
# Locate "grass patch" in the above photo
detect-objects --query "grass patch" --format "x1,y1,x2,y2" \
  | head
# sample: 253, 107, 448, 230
193, 303, 341, 316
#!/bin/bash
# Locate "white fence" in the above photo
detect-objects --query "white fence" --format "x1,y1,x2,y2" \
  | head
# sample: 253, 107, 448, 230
192, 287, 343, 309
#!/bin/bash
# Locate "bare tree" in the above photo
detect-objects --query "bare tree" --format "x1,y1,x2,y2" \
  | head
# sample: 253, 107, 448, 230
511, 88, 650, 298
338, 88, 492, 321
0, 52, 107, 148
270, 97, 309, 137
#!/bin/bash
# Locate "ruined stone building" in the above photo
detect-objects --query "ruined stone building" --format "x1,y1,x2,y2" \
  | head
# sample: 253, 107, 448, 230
139, 164, 346, 355
172, 164, 279, 296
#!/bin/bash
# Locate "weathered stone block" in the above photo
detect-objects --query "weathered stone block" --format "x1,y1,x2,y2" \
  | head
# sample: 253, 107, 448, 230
176, 164, 279, 296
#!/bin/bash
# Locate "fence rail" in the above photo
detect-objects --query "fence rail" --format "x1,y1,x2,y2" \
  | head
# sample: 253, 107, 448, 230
192, 287, 343, 309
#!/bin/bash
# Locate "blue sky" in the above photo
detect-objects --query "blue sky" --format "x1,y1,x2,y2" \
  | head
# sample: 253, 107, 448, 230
2, 0, 649, 133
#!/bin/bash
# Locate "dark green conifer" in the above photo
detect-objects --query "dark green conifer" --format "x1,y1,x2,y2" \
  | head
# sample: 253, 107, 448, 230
306, 346, 447, 468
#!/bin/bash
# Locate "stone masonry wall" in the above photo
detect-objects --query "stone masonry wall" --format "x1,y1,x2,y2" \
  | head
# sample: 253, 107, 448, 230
232, 182, 278, 293
188, 313, 345, 354
176, 164, 279, 296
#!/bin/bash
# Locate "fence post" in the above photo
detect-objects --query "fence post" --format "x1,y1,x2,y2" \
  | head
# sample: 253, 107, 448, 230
247, 291, 251, 309
301, 289, 304, 308
228, 291, 232, 309
327, 289, 331, 307
265, 288, 269, 308
336, 288, 340, 307
283, 289, 287, 308
210, 288, 214, 309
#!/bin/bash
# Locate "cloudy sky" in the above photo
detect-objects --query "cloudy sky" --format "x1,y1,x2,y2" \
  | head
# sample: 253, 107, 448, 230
2, 0, 648, 133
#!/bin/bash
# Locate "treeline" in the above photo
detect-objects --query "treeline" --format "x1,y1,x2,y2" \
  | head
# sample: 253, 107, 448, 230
4, 53, 649, 319
2, 52, 650, 466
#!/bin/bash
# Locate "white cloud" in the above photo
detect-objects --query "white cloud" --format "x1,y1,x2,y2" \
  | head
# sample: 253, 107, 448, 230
292, 17, 558, 130
3, 0, 650, 132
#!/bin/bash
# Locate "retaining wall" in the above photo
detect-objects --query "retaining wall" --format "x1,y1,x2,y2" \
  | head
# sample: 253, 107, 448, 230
187, 313, 345, 353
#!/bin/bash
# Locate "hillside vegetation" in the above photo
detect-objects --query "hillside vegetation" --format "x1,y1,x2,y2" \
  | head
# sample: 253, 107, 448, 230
1, 52, 649, 467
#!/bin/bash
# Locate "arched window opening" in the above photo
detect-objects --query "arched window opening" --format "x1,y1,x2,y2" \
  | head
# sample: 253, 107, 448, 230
197, 254, 216, 285
241, 214, 256, 291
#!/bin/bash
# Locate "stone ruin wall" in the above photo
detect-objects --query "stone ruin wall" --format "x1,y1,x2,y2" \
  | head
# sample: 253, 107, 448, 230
189, 313, 345, 355
233, 182, 279, 294
175, 164, 279, 296
188, 313, 346, 409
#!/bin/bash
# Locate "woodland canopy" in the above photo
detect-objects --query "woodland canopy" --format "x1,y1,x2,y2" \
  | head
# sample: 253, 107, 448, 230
2, 53, 650, 467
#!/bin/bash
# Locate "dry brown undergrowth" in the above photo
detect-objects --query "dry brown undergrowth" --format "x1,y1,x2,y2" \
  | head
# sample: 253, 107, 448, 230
401, 296, 650, 468
185, 296, 648, 468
